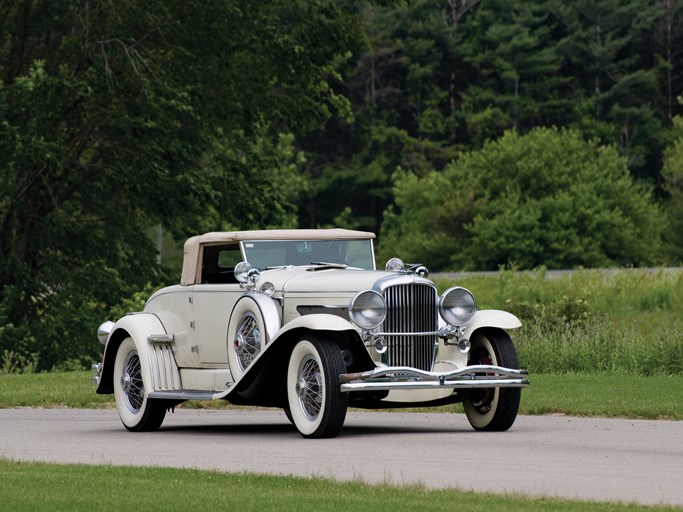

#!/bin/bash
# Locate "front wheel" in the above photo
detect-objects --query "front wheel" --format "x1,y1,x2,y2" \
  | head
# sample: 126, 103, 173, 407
286, 335, 347, 438
463, 329, 521, 432
114, 337, 167, 432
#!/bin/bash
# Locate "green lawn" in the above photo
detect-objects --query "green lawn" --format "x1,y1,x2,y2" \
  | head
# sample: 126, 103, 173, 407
1, 371, 681, 420
1, 459, 679, 512
0, 372, 683, 420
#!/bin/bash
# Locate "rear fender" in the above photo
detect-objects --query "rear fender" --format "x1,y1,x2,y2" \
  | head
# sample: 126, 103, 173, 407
96, 313, 180, 395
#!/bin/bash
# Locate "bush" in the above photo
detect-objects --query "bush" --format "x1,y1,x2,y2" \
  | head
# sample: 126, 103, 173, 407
379, 127, 665, 270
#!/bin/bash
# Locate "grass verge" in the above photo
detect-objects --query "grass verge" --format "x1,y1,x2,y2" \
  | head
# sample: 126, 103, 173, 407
1, 371, 681, 420
436, 269, 683, 376
0, 459, 679, 512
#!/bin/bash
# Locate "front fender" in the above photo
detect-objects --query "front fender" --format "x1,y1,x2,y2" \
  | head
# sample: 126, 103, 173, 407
96, 313, 180, 395
272, 313, 359, 342
463, 309, 521, 339
214, 313, 365, 404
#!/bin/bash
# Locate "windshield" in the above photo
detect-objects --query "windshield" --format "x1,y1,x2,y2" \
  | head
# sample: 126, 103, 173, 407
241, 239, 375, 270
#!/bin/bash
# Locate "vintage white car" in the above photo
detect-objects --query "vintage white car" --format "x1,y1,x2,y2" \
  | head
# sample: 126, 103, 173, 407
93, 229, 529, 438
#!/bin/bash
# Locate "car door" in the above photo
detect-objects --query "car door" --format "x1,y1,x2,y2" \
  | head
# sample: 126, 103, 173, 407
192, 244, 245, 365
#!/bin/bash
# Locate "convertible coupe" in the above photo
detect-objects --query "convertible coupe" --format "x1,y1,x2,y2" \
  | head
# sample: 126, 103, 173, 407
93, 229, 529, 438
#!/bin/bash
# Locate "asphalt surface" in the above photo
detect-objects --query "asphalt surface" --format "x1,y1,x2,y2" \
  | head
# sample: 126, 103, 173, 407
1, 408, 681, 507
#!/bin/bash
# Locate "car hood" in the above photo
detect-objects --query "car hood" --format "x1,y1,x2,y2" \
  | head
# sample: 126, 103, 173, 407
259, 266, 401, 294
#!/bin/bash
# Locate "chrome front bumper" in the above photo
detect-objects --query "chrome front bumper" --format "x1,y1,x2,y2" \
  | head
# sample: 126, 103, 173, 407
339, 365, 529, 392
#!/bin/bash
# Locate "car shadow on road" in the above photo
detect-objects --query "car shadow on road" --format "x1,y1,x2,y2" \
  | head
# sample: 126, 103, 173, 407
157, 422, 473, 438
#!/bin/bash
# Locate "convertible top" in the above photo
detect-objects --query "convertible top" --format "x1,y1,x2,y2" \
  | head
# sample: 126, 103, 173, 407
181, 229, 375, 285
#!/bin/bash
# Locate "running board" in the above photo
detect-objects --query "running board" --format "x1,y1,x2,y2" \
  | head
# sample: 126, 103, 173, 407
148, 390, 219, 401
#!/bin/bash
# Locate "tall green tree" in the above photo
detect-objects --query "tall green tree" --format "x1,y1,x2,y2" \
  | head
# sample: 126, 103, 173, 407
303, 0, 683, 236
458, 0, 570, 143
379, 127, 664, 270
0, 0, 364, 370
551, 0, 665, 180
300, 0, 468, 231
662, 110, 683, 261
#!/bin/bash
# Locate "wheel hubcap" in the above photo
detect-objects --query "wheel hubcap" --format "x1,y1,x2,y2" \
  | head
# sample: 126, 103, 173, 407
295, 377, 307, 397
120, 372, 132, 393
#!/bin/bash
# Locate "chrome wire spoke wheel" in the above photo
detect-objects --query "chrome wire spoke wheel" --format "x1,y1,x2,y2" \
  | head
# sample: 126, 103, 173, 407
113, 337, 167, 432
286, 336, 347, 438
121, 352, 144, 413
234, 312, 261, 371
227, 300, 267, 379
296, 355, 323, 421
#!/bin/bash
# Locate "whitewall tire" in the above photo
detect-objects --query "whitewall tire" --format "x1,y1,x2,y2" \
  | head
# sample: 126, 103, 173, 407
113, 337, 166, 432
286, 335, 347, 438
463, 329, 521, 431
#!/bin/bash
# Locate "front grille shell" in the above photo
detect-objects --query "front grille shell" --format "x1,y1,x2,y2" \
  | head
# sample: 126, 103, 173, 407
375, 277, 439, 371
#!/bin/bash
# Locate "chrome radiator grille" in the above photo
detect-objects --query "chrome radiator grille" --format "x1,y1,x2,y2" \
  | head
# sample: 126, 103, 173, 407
382, 283, 438, 371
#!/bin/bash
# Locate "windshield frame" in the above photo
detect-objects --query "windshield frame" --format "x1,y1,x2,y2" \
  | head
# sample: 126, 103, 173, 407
240, 238, 376, 270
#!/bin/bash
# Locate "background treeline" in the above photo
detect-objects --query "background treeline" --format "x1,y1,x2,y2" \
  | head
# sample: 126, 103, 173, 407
1, 0, 682, 371
302, 0, 683, 268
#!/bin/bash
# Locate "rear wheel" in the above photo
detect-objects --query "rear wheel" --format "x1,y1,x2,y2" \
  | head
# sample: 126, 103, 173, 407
286, 335, 347, 438
114, 337, 166, 432
463, 329, 521, 431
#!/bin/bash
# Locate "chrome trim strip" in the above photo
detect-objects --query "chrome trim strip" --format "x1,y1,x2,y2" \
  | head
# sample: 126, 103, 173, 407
148, 353, 156, 390
147, 343, 181, 391
371, 330, 444, 337
372, 274, 434, 294
147, 334, 174, 343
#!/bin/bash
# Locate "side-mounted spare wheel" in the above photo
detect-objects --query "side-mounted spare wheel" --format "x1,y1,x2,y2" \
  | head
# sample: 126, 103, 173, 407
114, 337, 167, 432
227, 297, 268, 378
463, 328, 521, 431
286, 335, 348, 438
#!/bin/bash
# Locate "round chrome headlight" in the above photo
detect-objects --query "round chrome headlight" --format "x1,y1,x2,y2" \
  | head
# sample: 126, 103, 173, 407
349, 290, 386, 329
439, 286, 476, 326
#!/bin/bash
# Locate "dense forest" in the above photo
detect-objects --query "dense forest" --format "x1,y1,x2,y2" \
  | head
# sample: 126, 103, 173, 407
1, 0, 683, 371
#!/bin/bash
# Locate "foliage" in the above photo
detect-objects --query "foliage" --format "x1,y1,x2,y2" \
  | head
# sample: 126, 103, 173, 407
436, 268, 683, 376
301, 0, 683, 237
0, 1, 365, 371
379, 127, 664, 270
3, 0, 683, 371
662, 111, 683, 260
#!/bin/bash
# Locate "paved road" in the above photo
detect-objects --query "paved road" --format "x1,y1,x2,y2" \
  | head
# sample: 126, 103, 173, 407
1, 408, 681, 507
